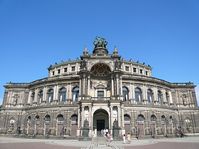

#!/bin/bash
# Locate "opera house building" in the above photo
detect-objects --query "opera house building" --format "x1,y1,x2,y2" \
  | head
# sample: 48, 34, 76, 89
0, 37, 198, 139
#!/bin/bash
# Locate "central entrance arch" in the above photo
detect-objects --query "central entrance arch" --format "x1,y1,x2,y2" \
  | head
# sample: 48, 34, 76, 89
93, 109, 109, 135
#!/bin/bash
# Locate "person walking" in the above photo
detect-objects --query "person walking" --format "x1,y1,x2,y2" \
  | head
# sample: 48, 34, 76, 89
127, 133, 131, 144
123, 134, 126, 144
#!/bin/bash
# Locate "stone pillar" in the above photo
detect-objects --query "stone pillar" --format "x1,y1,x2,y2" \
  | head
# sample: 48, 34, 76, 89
169, 91, 173, 104
118, 105, 121, 127
162, 90, 166, 103
79, 78, 82, 96
129, 84, 133, 100
142, 86, 147, 103
87, 75, 90, 96
153, 88, 158, 103
120, 76, 123, 97
111, 76, 114, 96
116, 74, 119, 95
53, 85, 58, 102
27, 91, 32, 105
43, 87, 47, 103
34, 89, 38, 104
69, 84, 72, 101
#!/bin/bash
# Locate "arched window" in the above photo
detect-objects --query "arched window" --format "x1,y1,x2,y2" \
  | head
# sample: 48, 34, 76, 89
59, 87, 67, 102
71, 114, 78, 125
57, 114, 64, 122
157, 90, 162, 103
151, 115, 157, 121
47, 89, 54, 103
122, 86, 129, 101
72, 86, 79, 102
161, 115, 167, 123
147, 89, 153, 103
135, 87, 142, 102
38, 90, 43, 103
35, 115, 40, 124
44, 115, 51, 122
137, 114, 145, 122
124, 114, 131, 124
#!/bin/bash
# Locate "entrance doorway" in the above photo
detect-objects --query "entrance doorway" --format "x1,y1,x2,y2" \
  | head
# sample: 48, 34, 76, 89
93, 109, 109, 136
97, 120, 105, 131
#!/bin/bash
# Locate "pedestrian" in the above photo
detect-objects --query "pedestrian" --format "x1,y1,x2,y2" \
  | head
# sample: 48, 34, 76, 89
127, 133, 131, 144
123, 134, 126, 144
106, 132, 111, 146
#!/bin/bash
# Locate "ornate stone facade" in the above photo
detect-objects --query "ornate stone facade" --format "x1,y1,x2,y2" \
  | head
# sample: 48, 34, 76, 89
0, 37, 199, 139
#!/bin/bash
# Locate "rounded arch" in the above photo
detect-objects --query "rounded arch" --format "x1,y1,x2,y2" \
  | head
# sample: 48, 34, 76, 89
47, 88, 54, 103
59, 87, 67, 102
124, 114, 131, 124
135, 87, 142, 102
137, 114, 145, 121
122, 86, 129, 101
57, 114, 64, 121
71, 114, 78, 125
150, 114, 157, 121
72, 86, 79, 102
35, 115, 40, 120
93, 109, 109, 132
161, 115, 166, 121
147, 89, 153, 103
44, 114, 51, 122
90, 63, 111, 77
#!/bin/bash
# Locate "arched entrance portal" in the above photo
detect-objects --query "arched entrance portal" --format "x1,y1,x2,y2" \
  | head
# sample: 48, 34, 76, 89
93, 109, 109, 135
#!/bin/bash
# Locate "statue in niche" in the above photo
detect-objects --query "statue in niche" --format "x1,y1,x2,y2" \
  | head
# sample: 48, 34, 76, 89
113, 119, 119, 128
82, 119, 89, 137
112, 119, 120, 139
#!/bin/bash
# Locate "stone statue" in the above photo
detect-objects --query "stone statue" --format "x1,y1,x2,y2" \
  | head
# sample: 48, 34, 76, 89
93, 36, 108, 48
114, 60, 122, 70
80, 60, 87, 70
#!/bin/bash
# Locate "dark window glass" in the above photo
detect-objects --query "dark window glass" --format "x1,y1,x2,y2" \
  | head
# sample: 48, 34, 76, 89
133, 68, 136, 73
72, 66, 75, 71
125, 66, 129, 71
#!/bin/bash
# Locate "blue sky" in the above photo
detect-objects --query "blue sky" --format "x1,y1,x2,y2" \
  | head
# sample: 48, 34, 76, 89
0, 0, 199, 104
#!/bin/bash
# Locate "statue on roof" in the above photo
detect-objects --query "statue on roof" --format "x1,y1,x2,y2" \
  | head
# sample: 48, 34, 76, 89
93, 36, 108, 48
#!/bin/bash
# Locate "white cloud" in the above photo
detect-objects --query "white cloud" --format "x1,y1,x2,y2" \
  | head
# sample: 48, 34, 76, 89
196, 85, 199, 106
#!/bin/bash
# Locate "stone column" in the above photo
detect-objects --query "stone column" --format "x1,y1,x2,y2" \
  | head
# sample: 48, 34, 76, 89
27, 91, 32, 105
53, 85, 58, 102
43, 87, 47, 103
116, 74, 119, 96
153, 88, 158, 103
169, 91, 173, 104
34, 89, 38, 104
120, 76, 123, 97
118, 105, 121, 127
129, 84, 133, 100
111, 75, 114, 96
162, 90, 166, 103
87, 75, 90, 96
79, 78, 82, 96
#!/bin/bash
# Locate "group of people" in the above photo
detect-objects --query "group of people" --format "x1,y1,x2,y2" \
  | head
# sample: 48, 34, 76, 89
101, 129, 113, 146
